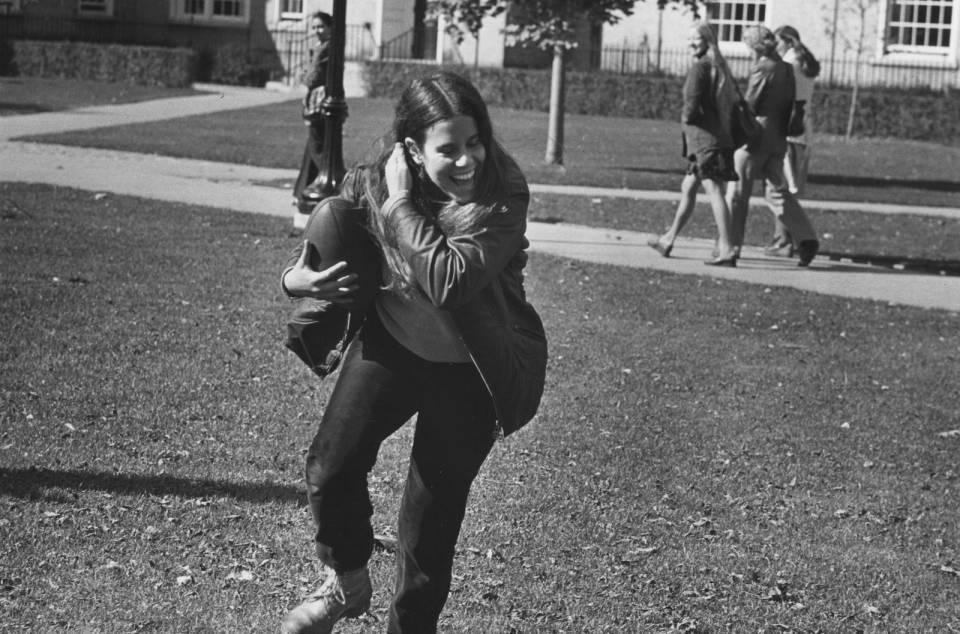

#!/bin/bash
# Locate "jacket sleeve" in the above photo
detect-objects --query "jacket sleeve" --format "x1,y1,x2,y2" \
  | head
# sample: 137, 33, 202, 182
303, 44, 329, 89
745, 65, 767, 112
382, 175, 529, 310
681, 61, 709, 124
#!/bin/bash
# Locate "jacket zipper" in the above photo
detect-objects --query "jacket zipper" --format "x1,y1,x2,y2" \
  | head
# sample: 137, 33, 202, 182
462, 345, 505, 441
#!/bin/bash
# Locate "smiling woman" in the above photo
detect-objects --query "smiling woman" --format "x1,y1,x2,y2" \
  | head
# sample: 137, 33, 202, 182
279, 70, 547, 634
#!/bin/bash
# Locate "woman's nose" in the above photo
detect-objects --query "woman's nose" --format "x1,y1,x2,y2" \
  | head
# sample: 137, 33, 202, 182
454, 153, 470, 167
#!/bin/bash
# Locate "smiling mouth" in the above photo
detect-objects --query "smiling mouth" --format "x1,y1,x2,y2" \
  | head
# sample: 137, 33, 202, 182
450, 169, 475, 184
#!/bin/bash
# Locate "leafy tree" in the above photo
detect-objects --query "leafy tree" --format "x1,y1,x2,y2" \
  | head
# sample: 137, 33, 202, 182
436, 0, 698, 165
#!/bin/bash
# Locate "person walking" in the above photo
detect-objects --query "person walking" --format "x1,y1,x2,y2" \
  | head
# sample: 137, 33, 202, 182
279, 70, 548, 634
765, 25, 821, 257
292, 10, 333, 230
726, 25, 820, 267
648, 21, 739, 267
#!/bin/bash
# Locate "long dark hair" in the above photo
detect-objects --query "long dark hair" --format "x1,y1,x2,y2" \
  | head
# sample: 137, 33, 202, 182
775, 25, 820, 78
364, 70, 514, 292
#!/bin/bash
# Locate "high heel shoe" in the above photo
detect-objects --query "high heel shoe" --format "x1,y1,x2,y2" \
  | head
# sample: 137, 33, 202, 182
647, 238, 673, 258
704, 255, 737, 267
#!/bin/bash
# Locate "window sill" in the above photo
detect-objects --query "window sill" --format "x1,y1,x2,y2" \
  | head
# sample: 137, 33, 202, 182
876, 51, 958, 69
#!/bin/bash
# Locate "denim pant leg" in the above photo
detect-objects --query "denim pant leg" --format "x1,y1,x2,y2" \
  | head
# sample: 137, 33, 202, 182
387, 363, 497, 634
763, 155, 817, 244
305, 321, 419, 572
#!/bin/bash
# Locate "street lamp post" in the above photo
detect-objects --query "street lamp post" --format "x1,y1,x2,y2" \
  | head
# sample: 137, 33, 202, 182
313, 0, 348, 197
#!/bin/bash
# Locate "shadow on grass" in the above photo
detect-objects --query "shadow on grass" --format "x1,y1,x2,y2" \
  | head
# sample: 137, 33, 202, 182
615, 165, 960, 193
0, 102, 50, 116
0, 466, 304, 504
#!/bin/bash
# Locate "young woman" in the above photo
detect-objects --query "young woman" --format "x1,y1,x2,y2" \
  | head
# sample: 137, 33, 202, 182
293, 10, 333, 228
766, 25, 821, 256
280, 71, 548, 634
648, 21, 739, 267
726, 25, 820, 267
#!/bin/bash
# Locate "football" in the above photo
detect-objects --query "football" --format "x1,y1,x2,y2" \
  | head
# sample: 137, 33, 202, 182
301, 195, 381, 313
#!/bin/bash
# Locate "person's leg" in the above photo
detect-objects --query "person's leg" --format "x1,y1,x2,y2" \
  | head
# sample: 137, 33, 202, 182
305, 317, 419, 571
283, 314, 421, 634
702, 177, 737, 264
659, 172, 700, 245
763, 156, 819, 266
727, 147, 757, 251
387, 363, 497, 634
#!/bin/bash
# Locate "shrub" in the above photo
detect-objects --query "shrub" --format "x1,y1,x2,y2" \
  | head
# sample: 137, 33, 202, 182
362, 61, 960, 145
207, 42, 283, 87
4, 39, 193, 87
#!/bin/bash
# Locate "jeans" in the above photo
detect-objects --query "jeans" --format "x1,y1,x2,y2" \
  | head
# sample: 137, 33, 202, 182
727, 146, 817, 249
304, 311, 497, 633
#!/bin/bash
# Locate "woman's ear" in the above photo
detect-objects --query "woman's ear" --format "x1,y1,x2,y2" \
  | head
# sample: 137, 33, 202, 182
403, 138, 422, 165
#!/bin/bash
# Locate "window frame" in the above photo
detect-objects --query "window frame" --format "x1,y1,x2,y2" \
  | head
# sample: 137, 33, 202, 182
78, 0, 114, 17
169, 0, 249, 25
279, 0, 304, 21
0, 0, 23, 15
704, 0, 768, 45
880, 0, 958, 56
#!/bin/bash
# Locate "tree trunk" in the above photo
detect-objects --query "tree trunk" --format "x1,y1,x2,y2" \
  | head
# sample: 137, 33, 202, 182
544, 44, 565, 165
845, 78, 859, 140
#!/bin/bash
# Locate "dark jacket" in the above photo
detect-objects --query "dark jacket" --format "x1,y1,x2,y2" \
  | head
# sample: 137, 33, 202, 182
378, 155, 547, 436
286, 157, 548, 437
744, 54, 796, 156
681, 55, 734, 156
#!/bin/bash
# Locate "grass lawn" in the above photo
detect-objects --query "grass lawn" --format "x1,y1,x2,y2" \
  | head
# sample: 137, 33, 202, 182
2, 182, 959, 632
0, 77, 205, 116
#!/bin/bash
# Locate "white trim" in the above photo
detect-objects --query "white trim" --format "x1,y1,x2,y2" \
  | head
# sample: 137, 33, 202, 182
169, 0, 250, 25
705, 0, 769, 44
0, 0, 24, 14
878, 0, 959, 59
78, 0, 113, 16
278, 0, 304, 21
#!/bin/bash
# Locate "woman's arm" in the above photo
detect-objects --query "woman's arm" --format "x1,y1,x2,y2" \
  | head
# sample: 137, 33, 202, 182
379, 145, 528, 309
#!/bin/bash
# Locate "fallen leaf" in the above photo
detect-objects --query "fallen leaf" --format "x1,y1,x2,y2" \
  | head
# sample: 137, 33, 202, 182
176, 575, 193, 586
937, 429, 960, 438
940, 565, 960, 577
226, 570, 254, 582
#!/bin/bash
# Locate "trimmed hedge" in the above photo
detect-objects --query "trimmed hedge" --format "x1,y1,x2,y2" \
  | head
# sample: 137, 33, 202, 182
363, 61, 960, 144
2, 39, 193, 87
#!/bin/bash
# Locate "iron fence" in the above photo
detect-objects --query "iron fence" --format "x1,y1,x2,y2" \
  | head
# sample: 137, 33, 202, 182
598, 44, 960, 90
2, 13, 957, 90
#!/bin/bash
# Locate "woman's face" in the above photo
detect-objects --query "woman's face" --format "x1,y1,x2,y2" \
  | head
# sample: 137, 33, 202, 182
408, 115, 486, 204
776, 36, 791, 56
688, 29, 709, 57
311, 17, 331, 43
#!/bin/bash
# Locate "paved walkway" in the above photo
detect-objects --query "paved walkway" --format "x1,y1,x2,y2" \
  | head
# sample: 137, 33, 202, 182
1, 85, 958, 312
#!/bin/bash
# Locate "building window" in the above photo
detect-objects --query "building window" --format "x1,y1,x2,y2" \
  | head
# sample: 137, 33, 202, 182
705, 1, 767, 43
0, 0, 23, 14
78, 0, 113, 15
280, 0, 304, 20
885, 0, 954, 52
170, 0, 248, 23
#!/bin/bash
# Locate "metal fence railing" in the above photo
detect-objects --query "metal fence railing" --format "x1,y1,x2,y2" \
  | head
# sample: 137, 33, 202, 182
3, 13, 957, 91
596, 44, 960, 91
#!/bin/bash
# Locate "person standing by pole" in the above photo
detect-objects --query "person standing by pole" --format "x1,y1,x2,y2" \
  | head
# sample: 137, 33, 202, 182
292, 11, 333, 231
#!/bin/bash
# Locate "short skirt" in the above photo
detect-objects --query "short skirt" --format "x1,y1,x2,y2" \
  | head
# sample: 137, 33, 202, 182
685, 147, 738, 182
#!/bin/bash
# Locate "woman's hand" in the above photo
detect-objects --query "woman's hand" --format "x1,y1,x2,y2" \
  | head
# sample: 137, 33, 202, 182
384, 142, 413, 197
283, 240, 359, 304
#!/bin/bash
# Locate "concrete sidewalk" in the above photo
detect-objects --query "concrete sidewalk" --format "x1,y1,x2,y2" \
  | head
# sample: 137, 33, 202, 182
1, 86, 958, 313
